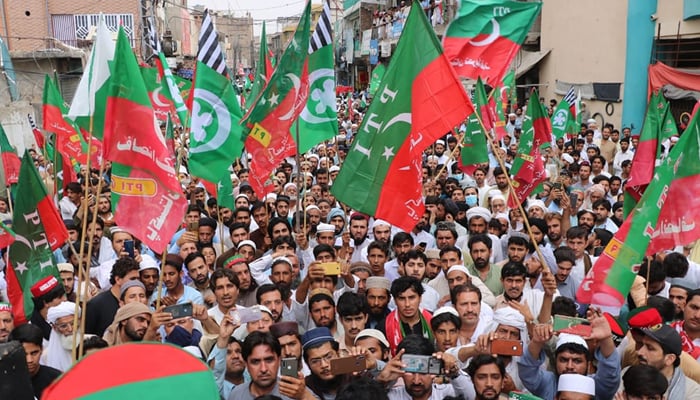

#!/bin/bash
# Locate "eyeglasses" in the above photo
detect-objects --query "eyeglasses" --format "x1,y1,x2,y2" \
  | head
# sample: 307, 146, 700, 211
53, 322, 73, 332
309, 352, 336, 367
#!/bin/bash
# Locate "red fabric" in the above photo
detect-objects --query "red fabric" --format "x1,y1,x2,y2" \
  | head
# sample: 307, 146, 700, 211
385, 308, 433, 355
648, 62, 700, 96
5, 261, 27, 324
37, 195, 69, 251
374, 56, 474, 231
672, 320, 700, 359
1, 152, 19, 186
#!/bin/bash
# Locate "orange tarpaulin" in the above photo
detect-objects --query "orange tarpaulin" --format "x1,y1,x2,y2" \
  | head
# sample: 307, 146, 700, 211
648, 62, 700, 96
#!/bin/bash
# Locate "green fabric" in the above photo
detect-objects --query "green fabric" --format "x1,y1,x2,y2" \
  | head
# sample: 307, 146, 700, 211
466, 262, 503, 296
188, 61, 245, 182
248, 21, 270, 108
74, 371, 219, 400
445, 0, 541, 42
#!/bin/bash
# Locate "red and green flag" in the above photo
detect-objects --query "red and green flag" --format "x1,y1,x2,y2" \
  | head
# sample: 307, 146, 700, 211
6, 151, 68, 324
43, 343, 220, 399
577, 105, 700, 312
499, 70, 516, 113
294, 0, 338, 153
157, 52, 190, 127
0, 220, 15, 249
0, 123, 20, 186
28, 114, 45, 150
443, 0, 541, 85
509, 92, 550, 208
247, 20, 274, 109
103, 28, 186, 253
42, 74, 94, 165
332, 3, 473, 231
243, 1, 312, 196
458, 113, 489, 175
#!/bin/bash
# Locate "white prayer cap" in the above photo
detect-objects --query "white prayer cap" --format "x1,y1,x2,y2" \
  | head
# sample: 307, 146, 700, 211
329, 165, 340, 173
371, 219, 391, 229
466, 207, 491, 222
556, 333, 589, 351
446, 265, 469, 277
307, 154, 320, 160
436, 139, 445, 146
264, 193, 277, 202
47, 301, 79, 324
508, 113, 517, 118
366, 277, 391, 291
490, 193, 506, 203
139, 257, 160, 272
316, 223, 335, 233
305, 205, 320, 213
284, 182, 297, 191
355, 329, 390, 348
433, 306, 459, 319
237, 240, 257, 251
560, 153, 574, 164
526, 199, 547, 213
557, 374, 595, 396
235, 193, 249, 201
427, 155, 439, 161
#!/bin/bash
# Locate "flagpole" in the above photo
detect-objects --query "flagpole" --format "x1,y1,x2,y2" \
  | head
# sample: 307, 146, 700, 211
471, 91, 551, 276
5, 188, 12, 215
217, 207, 225, 256
72, 118, 94, 363
294, 122, 303, 234
155, 250, 167, 310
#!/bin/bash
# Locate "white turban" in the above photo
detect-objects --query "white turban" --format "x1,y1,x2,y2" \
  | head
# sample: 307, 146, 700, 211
466, 207, 491, 223
47, 301, 79, 324
488, 307, 528, 345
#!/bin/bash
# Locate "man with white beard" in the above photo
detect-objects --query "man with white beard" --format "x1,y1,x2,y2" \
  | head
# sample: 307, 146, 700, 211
41, 301, 80, 371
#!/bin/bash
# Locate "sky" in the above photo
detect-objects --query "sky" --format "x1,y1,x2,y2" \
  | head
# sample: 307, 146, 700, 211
187, 0, 311, 36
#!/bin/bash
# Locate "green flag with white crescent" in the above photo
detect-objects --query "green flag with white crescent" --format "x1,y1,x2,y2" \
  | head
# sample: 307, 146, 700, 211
294, 0, 338, 153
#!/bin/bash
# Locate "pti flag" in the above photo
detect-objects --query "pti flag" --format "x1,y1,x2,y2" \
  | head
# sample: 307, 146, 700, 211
443, 0, 541, 84
6, 151, 68, 324
332, 4, 473, 231
577, 105, 700, 312
103, 28, 186, 253
0, 123, 20, 186
243, 1, 312, 196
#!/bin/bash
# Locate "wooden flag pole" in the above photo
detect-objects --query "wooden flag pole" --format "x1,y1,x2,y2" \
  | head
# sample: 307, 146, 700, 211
155, 250, 168, 310
470, 91, 551, 276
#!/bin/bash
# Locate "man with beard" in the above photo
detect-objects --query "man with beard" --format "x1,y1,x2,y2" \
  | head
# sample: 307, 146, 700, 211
0, 303, 14, 343
565, 227, 596, 283
185, 252, 215, 308
58, 263, 76, 302
349, 213, 370, 263
10, 324, 61, 399
519, 310, 620, 400
270, 321, 310, 376
385, 334, 471, 399
85, 257, 140, 335
411, 209, 435, 249
494, 262, 556, 325
553, 247, 580, 300
228, 331, 311, 400
485, 167, 511, 203
102, 302, 153, 345
365, 276, 391, 329
309, 289, 342, 341
150, 254, 204, 307
466, 355, 509, 400
250, 201, 271, 251
221, 255, 258, 307
337, 292, 369, 355
208, 313, 245, 398
384, 232, 414, 281
302, 327, 384, 400
257, 284, 285, 324
668, 280, 693, 321
467, 234, 503, 296
545, 213, 566, 248
139, 258, 160, 298
576, 210, 596, 233
43, 301, 79, 371
31, 276, 67, 341
671, 289, 700, 360
424, 249, 442, 281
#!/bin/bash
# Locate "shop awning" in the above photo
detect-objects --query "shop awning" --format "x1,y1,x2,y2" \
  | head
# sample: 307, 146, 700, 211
515, 49, 551, 78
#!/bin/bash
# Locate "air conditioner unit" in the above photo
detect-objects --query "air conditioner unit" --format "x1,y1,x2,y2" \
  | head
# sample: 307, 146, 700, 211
173, 40, 181, 55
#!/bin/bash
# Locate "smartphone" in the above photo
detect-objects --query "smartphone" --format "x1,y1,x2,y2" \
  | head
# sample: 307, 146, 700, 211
330, 355, 367, 375
281, 357, 298, 377
123, 240, 135, 258
163, 302, 193, 319
402, 354, 443, 375
418, 242, 427, 248
569, 192, 579, 206
320, 262, 341, 276
491, 339, 523, 356
238, 306, 263, 324
553, 315, 592, 337
553, 182, 562, 190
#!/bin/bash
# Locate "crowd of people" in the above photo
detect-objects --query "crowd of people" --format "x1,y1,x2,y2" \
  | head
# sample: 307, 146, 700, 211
0, 90, 698, 400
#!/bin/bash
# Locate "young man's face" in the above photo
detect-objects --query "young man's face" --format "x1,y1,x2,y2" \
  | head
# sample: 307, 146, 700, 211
395, 288, 421, 321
